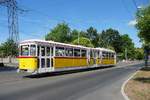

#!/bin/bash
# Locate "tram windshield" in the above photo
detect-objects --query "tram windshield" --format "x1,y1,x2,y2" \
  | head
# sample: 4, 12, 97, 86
20, 45, 29, 56
20, 45, 36, 56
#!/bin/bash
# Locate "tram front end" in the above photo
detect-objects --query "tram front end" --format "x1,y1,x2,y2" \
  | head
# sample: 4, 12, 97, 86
18, 44, 38, 73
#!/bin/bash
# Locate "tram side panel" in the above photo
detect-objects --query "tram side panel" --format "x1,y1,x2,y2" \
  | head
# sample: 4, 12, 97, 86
96, 58, 101, 65
54, 57, 88, 69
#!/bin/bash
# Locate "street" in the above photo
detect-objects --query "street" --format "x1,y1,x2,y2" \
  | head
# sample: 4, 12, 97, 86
0, 62, 144, 100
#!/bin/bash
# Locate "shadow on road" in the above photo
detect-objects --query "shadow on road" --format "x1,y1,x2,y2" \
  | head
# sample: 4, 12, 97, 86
0, 66, 17, 72
133, 67, 150, 83
134, 77, 150, 83
140, 67, 150, 71
24, 66, 115, 79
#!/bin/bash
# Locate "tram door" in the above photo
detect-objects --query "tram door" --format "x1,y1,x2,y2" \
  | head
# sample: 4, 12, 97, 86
38, 46, 53, 73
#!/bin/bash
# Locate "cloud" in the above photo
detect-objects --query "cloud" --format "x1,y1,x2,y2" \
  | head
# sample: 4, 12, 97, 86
137, 6, 142, 9
128, 19, 137, 26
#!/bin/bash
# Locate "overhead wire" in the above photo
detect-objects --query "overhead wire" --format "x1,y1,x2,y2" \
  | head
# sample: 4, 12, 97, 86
120, 0, 134, 18
132, 0, 138, 10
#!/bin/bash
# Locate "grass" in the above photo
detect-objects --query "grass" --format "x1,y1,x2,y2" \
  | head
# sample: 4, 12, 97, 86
125, 67, 150, 100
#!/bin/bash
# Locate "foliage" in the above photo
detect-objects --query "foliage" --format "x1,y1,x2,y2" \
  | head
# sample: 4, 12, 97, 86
0, 39, 18, 57
70, 29, 80, 41
120, 34, 135, 59
45, 22, 71, 43
86, 27, 99, 47
98, 28, 122, 53
136, 5, 150, 44
134, 48, 144, 60
97, 29, 139, 59
45, 23, 142, 60
72, 37, 94, 47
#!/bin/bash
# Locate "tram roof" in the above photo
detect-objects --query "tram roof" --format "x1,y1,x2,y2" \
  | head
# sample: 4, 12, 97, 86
95, 47, 115, 53
20, 39, 88, 49
20, 39, 115, 53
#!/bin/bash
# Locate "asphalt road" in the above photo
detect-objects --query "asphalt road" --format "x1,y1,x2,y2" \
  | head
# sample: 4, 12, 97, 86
0, 61, 144, 100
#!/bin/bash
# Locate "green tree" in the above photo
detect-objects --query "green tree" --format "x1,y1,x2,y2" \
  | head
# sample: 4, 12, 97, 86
79, 31, 87, 38
120, 34, 135, 59
136, 5, 150, 44
0, 39, 18, 57
99, 28, 122, 53
98, 30, 110, 48
86, 27, 99, 47
70, 29, 80, 41
72, 37, 94, 47
121, 34, 134, 50
134, 48, 144, 60
45, 22, 71, 43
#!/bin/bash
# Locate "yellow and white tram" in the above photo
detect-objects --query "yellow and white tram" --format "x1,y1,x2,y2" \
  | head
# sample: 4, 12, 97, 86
18, 39, 116, 74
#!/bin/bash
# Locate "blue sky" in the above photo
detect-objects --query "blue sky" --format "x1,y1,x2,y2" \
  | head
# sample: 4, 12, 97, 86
0, 0, 149, 47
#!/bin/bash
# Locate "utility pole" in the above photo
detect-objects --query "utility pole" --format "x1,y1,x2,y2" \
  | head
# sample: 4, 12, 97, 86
144, 46, 149, 67
78, 32, 80, 45
125, 48, 128, 62
0, 0, 23, 43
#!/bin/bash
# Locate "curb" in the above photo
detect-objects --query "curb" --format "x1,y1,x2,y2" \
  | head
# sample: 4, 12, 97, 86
121, 70, 139, 100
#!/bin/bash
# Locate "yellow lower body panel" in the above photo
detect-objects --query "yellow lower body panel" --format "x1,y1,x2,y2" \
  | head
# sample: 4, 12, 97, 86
54, 57, 88, 68
89, 58, 94, 65
101, 59, 115, 65
96, 58, 101, 65
18, 57, 38, 71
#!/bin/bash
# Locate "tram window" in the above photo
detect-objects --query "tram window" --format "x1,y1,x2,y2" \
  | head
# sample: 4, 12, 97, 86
37, 46, 40, 56
41, 58, 45, 68
68, 49, 73, 56
30, 45, 36, 56
108, 53, 111, 59
90, 50, 93, 57
102, 52, 106, 58
74, 49, 80, 57
102, 52, 104, 58
110, 53, 112, 58
100, 52, 102, 58
56, 47, 65, 56
51, 58, 53, 67
41, 46, 45, 56
46, 47, 50, 56
106, 52, 109, 59
112, 53, 114, 58
97, 51, 100, 58
93, 51, 95, 57
94, 51, 97, 58
65, 48, 73, 57
107, 52, 109, 59
81, 50, 86, 57
21, 45, 29, 56
51, 47, 53, 56
107, 52, 109, 58
47, 58, 50, 67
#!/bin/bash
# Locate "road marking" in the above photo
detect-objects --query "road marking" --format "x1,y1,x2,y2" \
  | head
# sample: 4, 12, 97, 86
121, 68, 141, 100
